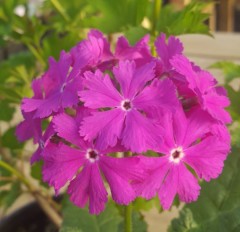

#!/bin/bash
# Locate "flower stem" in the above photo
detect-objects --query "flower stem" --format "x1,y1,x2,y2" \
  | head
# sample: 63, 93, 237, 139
151, 0, 162, 37
0, 159, 62, 228
124, 203, 133, 232
50, 0, 70, 22
123, 152, 133, 232
0, 160, 31, 189
151, 0, 162, 55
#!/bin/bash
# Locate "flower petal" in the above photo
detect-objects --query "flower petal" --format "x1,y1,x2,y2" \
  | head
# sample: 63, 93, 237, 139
71, 29, 113, 67
22, 93, 61, 118
134, 157, 169, 200
32, 78, 44, 99
16, 112, 41, 143
184, 136, 230, 181
79, 70, 122, 109
68, 163, 108, 215
68, 165, 90, 209
42, 143, 85, 193
115, 35, 152, 66
100, 156, 142, 205
61, 77, 82, 108
113, 60, 155, 98
31, 123, 54, 164
203, 92, 232, 124
177, 164, 200, 203
121, 110, 162, 152
88, 164, 108, 214
133, 78, 178, 113
43, 51, 72, 96
53, 113, 83, 148
158, 163, 200, 210
179, 108, 214, 147
80, 109, 125, 150
170, 54, 199, 91
155, 33, 183, 71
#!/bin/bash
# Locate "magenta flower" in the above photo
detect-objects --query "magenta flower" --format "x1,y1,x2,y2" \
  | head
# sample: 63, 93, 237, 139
16, 112, 41, 144
70, 29, 113, 70
135, 107, 230, 209
21, 51, 82, 118
15, 31, 232, 215
115, 34, 152, 66
170, 54, 231, 123
79, 60, 178, 152
31, 122, 54, 164
43, 109, 144, 214
16, 78, 43, 143
155, 33, 183, 73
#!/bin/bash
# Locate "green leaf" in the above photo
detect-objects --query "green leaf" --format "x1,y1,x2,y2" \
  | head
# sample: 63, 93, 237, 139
117, 210, 148, 232
0, 191, 9, 207
168, 146, 240, 232
0, 52, 35, 102
0, 160, 12, 186
133, 196, 161, 212
31, 161, 49, 187
42, 31, 82, 60
210, 61, 240, 84
224, 85, 240, 120
157, 1, 211, 37
85, 0, 149, 33
0, 100, 15, 122
231, 125, 240, 148
1, 126, 24, 150
44, 0, 88, 33
3, 181, 21, 209
132, 211, 148, 232
61, 198, 123, 232
124, 26, 149, 45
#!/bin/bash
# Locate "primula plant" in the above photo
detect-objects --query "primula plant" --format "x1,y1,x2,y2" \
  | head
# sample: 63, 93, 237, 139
16, 29, 231, 226
0, 0, 237, 232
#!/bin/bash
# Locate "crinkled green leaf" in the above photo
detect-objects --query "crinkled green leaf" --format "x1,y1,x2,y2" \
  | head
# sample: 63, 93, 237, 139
61, 197, 123, 232
0, 160, 12, 186
44, 0, 89, 31
0, 191, 9, 207
132, 211, 148, 232
224, 85, 240, 120
231, 125, 240, 148
85, 0, 149, 33
133, 197, 161, 212
168, 146, 240, 232
42, 31, 82, 60
31, 161, 49, 187
117, 210, 148, 232
0, 100, 15, 122
0, 52, 35, 102
157, 1, 211, 37
210, 61, 240, 84
2, 126, 24, 150
124, 26, 149, 45
2, 181, 21, 209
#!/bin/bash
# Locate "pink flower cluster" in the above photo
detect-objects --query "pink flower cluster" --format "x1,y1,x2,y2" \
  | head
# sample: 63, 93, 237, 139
17, 30, 231, 214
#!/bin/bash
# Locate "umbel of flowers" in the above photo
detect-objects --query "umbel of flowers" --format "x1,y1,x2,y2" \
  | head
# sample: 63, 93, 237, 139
16, 30, 231, 214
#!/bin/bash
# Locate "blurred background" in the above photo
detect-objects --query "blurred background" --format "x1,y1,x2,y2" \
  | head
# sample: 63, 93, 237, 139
1, 0, 240, 60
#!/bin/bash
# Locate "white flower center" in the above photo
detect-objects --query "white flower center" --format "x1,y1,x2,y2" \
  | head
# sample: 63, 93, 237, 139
169, 147, 184, 164
121, 99, 132, 111
86, 149, 99, 163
